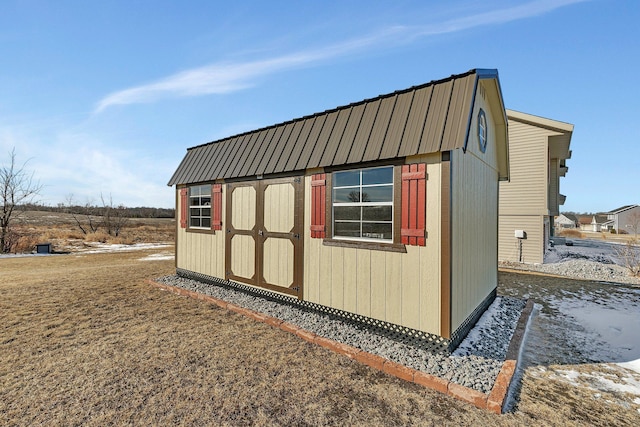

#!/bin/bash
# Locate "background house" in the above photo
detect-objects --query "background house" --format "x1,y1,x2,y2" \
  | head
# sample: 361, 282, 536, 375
555, 213, 579, 230
606, 205, 640, 234
498, 110, 573, 264
168, 69, 509, 351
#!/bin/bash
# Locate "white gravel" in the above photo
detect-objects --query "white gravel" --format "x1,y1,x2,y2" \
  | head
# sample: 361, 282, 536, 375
156, 274, 526, 394
500, 238, 640, 286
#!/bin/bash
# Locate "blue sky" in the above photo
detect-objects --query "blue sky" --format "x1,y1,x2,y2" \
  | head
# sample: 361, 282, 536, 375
0, 0, 637, 211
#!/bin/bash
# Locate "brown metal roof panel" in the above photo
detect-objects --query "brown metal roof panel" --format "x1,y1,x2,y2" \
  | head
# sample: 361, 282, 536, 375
264, 121, 296, 174
223, 132, 259, 179
397, 86, 433, 157
277, 116, 316, 172
192, 142, 221, 183
319, 107, 351, 167
306, 110, 339, 169
167, 150, 193, 186
178, 149, 203, 185
333, 103, 365, 165
245, 127, 278, 177
294, 114, 327, 171
209, 136, 242, 180
274, 120, 307, 174
441, 74, 475, 151
213, 134, 244, 179
362, 95, 396, 162
347, 99, 381, 164
254, 125, 286, 176
379, 90, 414, 159
237, 128, 271, 178
418, 79, 453, 154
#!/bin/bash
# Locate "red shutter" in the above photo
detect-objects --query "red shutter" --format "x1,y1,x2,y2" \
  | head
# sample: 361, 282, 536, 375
212, 184, 222, 231
179, 188, 188, 229
310, 173, 326, 238
401, 164, 426, 246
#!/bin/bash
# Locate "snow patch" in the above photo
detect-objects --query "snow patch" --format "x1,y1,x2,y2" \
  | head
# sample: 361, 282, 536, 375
139, 253, 174, 261
81, 243, 171, 254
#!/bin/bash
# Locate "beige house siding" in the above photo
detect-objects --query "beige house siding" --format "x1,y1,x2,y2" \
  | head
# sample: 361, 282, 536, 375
498, 215, 543, 264
499, 110, 573, 264
176, 187, 226, 278
499, 120, 553, 215
303, 153, 443, 336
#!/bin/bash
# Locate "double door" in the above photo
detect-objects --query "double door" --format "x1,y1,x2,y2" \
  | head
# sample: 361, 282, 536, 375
225, 176, 304, 298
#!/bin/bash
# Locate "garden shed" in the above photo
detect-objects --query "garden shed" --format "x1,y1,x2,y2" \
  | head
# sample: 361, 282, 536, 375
168, 69, 509, 351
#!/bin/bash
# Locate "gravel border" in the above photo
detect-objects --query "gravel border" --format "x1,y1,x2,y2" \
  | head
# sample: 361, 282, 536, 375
156, 275, 526, 394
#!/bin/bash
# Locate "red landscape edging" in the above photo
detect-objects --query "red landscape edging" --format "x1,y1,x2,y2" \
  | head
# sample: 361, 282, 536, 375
145, 279, 533, 414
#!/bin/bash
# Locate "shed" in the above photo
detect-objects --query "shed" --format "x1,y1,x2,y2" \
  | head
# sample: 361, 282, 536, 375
168, 69, 509, 351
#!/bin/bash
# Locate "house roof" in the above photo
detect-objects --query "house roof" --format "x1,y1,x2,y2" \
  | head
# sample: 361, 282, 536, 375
168, 69, 507, 186
607, 205, 639, 215
506, 109, 573, 162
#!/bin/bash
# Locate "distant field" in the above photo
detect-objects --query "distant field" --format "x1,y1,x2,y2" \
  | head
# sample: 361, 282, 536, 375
9, 210, 175, 253
1, 249, 638, 425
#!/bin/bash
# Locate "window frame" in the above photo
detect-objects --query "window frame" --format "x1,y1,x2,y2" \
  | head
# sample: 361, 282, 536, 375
323, 164, 406, 253
187, 183, 213, 231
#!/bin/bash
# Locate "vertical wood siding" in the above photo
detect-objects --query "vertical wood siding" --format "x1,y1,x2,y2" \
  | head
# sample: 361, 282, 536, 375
176, 189, 226, 278
303, 153, 442, 335
449, 84, 500, 333
449, 148, 498, 333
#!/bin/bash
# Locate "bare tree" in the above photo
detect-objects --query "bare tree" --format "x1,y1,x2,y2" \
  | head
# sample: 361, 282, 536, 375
0, 149, 42, 252
100, 193, 129, 237
625, 210, 640, 239
64, 194, 100, 234
615, 239, 640, 277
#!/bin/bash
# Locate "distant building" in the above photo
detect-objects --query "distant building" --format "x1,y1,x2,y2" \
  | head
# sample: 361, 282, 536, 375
555, 213, 578, 230
498, 110, 573, 264
577, 214, 609, 232
606, 205, 640, 234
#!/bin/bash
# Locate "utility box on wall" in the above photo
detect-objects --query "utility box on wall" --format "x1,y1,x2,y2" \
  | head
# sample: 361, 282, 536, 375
514, 230, 526, 239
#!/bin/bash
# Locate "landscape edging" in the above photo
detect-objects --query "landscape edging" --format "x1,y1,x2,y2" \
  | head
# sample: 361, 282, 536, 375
145, 278, 532, 414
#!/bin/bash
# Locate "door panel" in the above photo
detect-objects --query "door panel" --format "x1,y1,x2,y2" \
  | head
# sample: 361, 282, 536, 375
225, 176, 303, 298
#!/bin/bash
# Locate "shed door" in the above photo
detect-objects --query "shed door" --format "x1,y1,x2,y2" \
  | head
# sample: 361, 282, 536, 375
225, 176, 303, 299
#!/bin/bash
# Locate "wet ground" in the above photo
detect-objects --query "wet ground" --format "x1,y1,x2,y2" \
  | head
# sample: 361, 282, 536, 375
498, 271, 640, 368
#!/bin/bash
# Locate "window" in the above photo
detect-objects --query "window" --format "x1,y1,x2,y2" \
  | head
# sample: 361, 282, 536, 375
478, 108, 488, 153
332, 166, 393, 241
189, 184, 211, 228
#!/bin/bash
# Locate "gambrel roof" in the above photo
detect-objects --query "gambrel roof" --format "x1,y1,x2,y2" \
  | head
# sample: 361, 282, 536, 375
169, 69, 507, 186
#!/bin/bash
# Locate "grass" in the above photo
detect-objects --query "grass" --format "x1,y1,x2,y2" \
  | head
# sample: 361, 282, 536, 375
2, 248, 639, 425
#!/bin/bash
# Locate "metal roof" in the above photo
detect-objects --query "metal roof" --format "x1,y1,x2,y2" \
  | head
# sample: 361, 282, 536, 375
169, 69, 501, 186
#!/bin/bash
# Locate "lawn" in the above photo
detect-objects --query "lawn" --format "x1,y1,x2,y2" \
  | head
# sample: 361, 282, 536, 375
1, 248, 638, 426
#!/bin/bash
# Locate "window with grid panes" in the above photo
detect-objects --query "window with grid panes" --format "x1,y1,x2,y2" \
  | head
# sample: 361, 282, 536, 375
332, 166, 393, 242
189, 184, 211, 228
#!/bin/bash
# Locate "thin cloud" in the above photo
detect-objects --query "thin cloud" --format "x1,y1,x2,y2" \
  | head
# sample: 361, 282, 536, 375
95, 0, 588, 113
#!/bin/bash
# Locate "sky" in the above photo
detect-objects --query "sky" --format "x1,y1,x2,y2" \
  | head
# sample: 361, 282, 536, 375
0, 0, 638, 211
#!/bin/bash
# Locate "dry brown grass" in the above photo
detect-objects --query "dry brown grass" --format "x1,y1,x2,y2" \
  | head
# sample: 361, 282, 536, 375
2, 249, 639, 425
558, 229, 583, 238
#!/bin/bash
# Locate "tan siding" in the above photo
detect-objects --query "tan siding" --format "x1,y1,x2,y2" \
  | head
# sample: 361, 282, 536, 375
302, 154, 443, 336
498, 215, 543, 264
176, 189, 226, 279
449, 145, 499, 333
